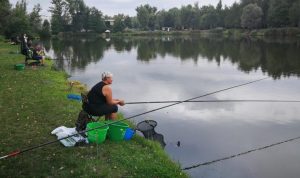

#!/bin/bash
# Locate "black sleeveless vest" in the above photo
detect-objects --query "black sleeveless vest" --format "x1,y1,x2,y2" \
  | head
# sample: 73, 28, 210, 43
87, 81, 107, 105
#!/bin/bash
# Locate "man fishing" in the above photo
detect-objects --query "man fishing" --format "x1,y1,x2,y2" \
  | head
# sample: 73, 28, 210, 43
83, 71, 125, 120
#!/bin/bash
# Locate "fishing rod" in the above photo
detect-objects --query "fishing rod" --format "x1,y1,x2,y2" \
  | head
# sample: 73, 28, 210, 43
126, 99, 300, 104
0, 76, 269, 160
182, 135, 300, 170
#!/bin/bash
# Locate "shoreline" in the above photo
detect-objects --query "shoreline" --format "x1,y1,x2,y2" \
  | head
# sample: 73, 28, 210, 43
52, 27, 300, 38
0, 37, 188, 177
50, 27, 300, 40
114, 27, 300, 38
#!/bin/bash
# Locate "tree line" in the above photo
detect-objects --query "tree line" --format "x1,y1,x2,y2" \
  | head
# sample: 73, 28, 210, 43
0, 0, 299, 39
0, 0, 50, 39
137, 0, 300, 30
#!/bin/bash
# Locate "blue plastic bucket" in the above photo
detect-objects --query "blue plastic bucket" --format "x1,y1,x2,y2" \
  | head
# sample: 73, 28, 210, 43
124, 128, 135, 140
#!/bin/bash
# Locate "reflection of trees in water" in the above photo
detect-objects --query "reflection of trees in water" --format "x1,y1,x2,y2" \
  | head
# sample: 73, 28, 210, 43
263, 42, 300, 78
126, 36, 300, 78
42, 38, 51, 52
236, 40, 262, 72
51, 37, 107, 70
110, 38, 134, 52
137, 39, 157, 62
47, 36, 300, 78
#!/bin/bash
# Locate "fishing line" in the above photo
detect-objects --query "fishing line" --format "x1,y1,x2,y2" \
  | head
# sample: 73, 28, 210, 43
0, 76, 269, 160
126, 99, 300, 104
182, 136, 300, 170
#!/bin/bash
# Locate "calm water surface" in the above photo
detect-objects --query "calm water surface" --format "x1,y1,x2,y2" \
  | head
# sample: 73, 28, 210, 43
44, 36, 300, 178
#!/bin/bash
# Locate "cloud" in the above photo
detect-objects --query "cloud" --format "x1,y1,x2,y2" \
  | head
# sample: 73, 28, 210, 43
10, 0, 237, 16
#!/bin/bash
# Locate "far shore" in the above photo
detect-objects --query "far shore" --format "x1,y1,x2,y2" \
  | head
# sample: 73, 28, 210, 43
50, 27, 300, 40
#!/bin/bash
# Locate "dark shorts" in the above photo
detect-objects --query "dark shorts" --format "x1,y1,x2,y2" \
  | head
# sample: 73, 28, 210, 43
33, 55, 43, 60
83, 103, 118, 116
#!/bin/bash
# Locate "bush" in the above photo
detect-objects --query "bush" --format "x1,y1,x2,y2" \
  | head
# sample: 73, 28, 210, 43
264, 27, 300, 36
0, 36, 5, 42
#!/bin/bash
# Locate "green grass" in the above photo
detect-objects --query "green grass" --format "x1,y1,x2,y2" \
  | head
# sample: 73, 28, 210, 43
219, 28, 300, 37
0, 40, 188, 177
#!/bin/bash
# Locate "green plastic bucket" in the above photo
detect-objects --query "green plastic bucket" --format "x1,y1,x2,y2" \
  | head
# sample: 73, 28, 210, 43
87, 122, 109, 144
107, 121, 129, 141
15, 64, 25, 71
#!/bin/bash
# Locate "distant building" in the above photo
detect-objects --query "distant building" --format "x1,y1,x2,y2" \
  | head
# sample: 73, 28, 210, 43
105, 18, 125, 28
162, 27, 172, 32
105, 19, 115, 26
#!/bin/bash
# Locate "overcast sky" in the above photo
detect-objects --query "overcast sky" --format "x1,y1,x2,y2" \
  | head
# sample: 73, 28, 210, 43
10, 0, 238, 17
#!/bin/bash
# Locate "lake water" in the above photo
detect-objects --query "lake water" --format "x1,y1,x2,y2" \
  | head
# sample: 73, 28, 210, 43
44, 36, 300, 178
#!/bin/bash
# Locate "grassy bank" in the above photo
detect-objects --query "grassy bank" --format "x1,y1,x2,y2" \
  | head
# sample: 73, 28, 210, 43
0, 37, 188, 177
221, 27, 300, 38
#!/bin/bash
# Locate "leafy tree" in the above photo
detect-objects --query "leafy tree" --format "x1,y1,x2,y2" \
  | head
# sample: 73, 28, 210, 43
155, 10, 166, 29
241, 0, 260, 6
6, 0, 30, 38
224, 2, 242, 28
0, 0, 11, 35
256, 0, 270, 27
156, 9, 179, 29
192, 3, 201, 29
267, 0, 290, 27
199, 6, 218, 29
216, 0, 224, 27
216, 0, 222, 10
29, 4, 42, 35
49, 0, 69, 34
136, 4, 157, 30
40, 19, 51, 37
82, 7, 91, 32
124, 16, 132, 28
146, 5, 157, 30
136, 5, 149, 30
180, 5, 195, 29
241, 3, 263, 29
50, 18, 62, 34
131, 16, 139, 29
66, 0, 88, 32
148, 13, 156, 30
88, 7, 106, 33
112, 15, 126, 32
289, 0, 300, 27
163, 11, 174, 27
168, 8, 181, 29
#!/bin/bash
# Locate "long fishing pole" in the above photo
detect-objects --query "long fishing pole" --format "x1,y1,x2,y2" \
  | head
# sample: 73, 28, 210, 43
182, 135, 300, 170
126, 99, 300, 104
0, 76, 270, 160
